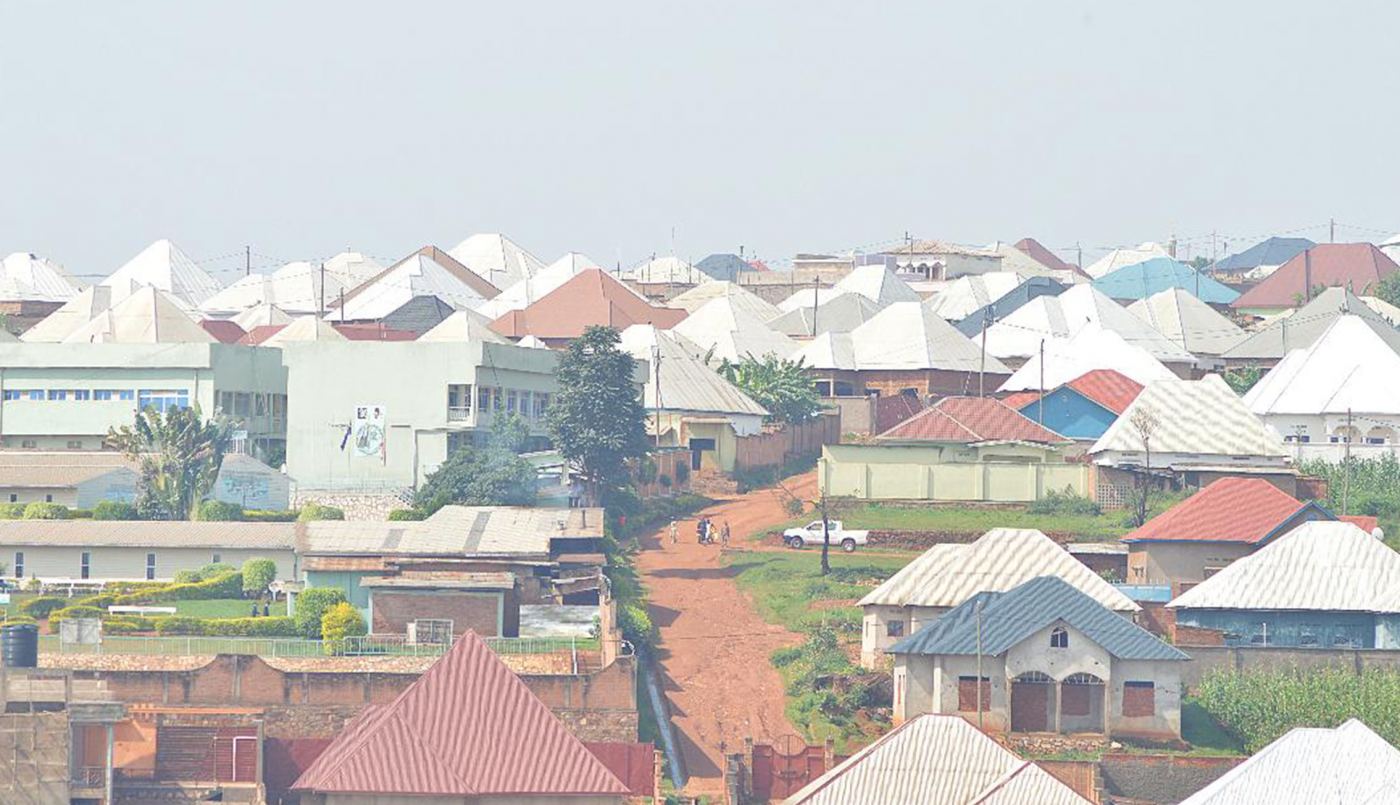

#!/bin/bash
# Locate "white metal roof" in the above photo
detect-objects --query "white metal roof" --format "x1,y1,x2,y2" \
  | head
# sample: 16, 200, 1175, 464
1223, 287, 1400, 360
1180, 719, 1400, 805
988, 242, 1083, 283
998, 324, 1177, 392
263, 315, 346, 346
791, 332, 857, 370
833, 264, 922, 306
1090, 374, 1287, 461
19, 286, 113, 343
320, 251, 384, 288
0, 519, 296, 550
100, 239, 223, 307
62, 286, 214, 344
231, 302, 293, 330
1128, 288, 1247, 356
299, 505, 602, 558
619, 324, 768, 418
0, 252, 83, 303
475, 252, 602, 319
776, 286, 842, 313
417, 309, 509, 344
1169, 521, 1400, 613
859, 528, 1138, 611
923, 272, 1026, 321
1362, 295, 1400, 325
446, 233, 546, 290
984, 284, 1196, 363
847, 302, 1007, 373
769, 292, 882, 337
624, 256, 704, 284
337, 252, 488, 320
201, 262, 351, 317
785, 714, 1090, 805
669, 281, 780, 319
1083, 241, 1169, 279
1244, 315, 1400, 417
671, 297, 797, 362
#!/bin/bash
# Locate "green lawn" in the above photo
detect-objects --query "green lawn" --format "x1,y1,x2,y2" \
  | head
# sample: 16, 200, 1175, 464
171, 599, 261, 619
1179, 700, 1246, 755
726, 550, 910, 634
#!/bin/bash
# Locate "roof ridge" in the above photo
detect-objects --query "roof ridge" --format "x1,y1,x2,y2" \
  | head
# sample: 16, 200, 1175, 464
930, 400, 984, 441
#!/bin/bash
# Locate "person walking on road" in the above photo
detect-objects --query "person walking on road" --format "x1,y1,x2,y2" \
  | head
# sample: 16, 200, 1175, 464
668, 519, 678, 546
721, 521, 731, 551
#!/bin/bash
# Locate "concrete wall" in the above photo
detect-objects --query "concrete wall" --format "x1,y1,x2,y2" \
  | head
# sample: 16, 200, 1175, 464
1, 544, 296, 582
821, 443, 1089, 502
1175, 608, 1382, 649
1126, 542, 1254, 586
1177, 645, 1400, 688
861, 604, 951, 669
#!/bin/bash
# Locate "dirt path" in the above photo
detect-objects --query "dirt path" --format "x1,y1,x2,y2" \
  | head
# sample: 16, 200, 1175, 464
636, 472, 817, 796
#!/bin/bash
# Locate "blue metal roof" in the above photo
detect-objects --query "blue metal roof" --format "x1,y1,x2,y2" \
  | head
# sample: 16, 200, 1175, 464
954, 276, 1067, 336
695, 253, 747, 282
890, 576, 1188, 661
1092, 257, 1240, 303
1213, 237, 1315, 274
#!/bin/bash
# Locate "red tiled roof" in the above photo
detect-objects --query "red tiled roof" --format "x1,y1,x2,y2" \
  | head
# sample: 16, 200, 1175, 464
1014, 237, 1078, 273
1122, 477, 1307, 544
1341, 515, 1380, 534
1000, 391, 1041, 410
491, 268, 687, 340
1065, 369, 1144, 415
333, 246, 500, 315
332, 323, 418, 341
292, 632, 627, 797
1231, 243, 1400, 309
200, 319, 246, 344
877, 396, 1068, 444
238, 324, 285, 345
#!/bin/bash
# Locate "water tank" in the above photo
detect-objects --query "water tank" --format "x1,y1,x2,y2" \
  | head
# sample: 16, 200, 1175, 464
1, 623, 38, 668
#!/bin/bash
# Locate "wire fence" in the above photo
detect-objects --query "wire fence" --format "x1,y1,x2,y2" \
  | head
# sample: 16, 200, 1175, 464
37, 633, 600, 658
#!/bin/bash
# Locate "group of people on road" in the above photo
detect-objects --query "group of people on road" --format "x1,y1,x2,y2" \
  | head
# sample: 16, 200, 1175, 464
669, 517, 730, 550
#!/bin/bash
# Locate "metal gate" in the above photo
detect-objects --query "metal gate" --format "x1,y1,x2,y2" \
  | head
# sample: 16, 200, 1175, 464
752, 734, 827, 801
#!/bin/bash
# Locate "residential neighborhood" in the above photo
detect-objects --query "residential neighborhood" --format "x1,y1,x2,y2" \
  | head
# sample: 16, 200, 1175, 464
6, 4, 1400, 804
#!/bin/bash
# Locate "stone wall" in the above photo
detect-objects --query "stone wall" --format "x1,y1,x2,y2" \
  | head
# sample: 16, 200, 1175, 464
1099, 753, 1241, 804
292, 489, 404, 520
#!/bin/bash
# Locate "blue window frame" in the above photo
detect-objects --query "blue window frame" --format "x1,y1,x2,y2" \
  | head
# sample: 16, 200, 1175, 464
47, 389, 67, 401
72, 389, 91, 401
118, 390, 135, 401
137, 389, 190, 413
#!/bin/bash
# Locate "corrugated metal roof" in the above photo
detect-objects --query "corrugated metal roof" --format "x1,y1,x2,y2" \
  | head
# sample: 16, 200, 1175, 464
1169, 521, 1400, 613
849, 302, 1007, 373
293, 631, 628, 796
299, 506, 603, 558
1090, 375, 1287, 461
669, 280, 779, 318
768, 292, 881, 337
63, 286, 215, 345
1065, 369, 1143, 414
1233, 243, 1400, 309
0, 520, 296, 549
984, 284, 1196, 364
1129, 288, 1248, 356
877, 396, 1068, 445
999, 324, 1177, 393
0, 252, 83, 304
859, 529, 1139, 612
1180, 719, 1400, 804
620, 325, 768, 418
833, 265, 922, 306
0, 451, 138, 488
890, 576, 1187, 661
1212, 237, 1314, 274
100, 239, 223, 308
1223, 287, 1400, 361
785, 714, 1090, 804
491, 269, 686, 340
670, 297, 797, 363
1244, 315, 1400, 417
1084, 242, 1170, 279
925, 273, 1027, 320
1014, 238, 1078, 274
1122, 478, 1311, 545
20, 286, 113, 343
790, 332, 857, 371
359, 572, 515, 590
1092, 258, 1239, 304
447, 233, 546, 291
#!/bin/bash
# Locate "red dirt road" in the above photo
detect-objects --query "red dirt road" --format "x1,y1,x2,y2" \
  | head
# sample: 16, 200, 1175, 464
636, 473, 817, 796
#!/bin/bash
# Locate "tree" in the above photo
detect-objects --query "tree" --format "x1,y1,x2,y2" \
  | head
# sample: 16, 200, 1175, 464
718, 354, 823, 425
241, 558, 278, 597
294, 588, 347, 638
1222, 365, 1265, 396
1377, 272, 1400, 309
106, 405, 233, 520
414, 413, 537, 513
320, 602, 367, 649
546, 326, 649, 503
1128, 407, 1161, 527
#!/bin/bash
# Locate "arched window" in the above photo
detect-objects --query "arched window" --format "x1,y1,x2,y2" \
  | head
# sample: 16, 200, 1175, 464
1367, 426, 1394, 445
1050, 627, 1069, 648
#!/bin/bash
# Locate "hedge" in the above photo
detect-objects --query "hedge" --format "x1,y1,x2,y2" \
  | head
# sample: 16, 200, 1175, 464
298, 502, 345, 522
0, 503, 25, 519
195, 500, 244, 521
20, 596, 69, 619
22, 502, 70, 520
243, 509, 300, 522
154, 615, 298, 637
387, 508, 426, 521
101, 615, 154, 633
295, 588, 347, 638
50, 605, 104, 624
1, 615, 37, 626
92, 501, 139, 521
75, 571, 244, 610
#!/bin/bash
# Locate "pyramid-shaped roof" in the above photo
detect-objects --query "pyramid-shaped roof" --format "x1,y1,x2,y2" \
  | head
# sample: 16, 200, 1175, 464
669, 281, 779, 318
925, 272, 1026, 320
490, 268, 686, 341
769, 292, 881, 337
231, 302, 293, 330
953, 276, 1068, 337
293, 632, 627, 797
338, 252, 490, 321
200, 319, 246, 344
475, 253, 600, 319
101, 239, 223, 307
999, 324, 1177, 392
1091, 375, 1287, 461
1211, 236, 1314, 274
878, 396, 1067, 445
991, 242, 1081, 282
1244, 315, 1400, 417
1083, 241, 1170, 279
1363, 295, 1400, 325
447, 233, 547, 290
1222, 286, 1400, 361
849, 302, 1005, 373
1093, 257, 1240, 304
671, 297, 797, 362
833, 264, 921, 305
619, 325, 768, 418
625, 256, 703, 284
0, 252, 83, 303
1129, 288, 1247, 356
1232, 243, 1400, 309
1122, 477, 1314, 546
20, 286, 113, 343
695, 253, 750, 282
776, 286, 842, 313
63, 286, 214, 344
263, 315, 347, 346
202, 261, 350, 317
1014, 237, 1078, 273
418, 309, 509, 344
321, 251, 384, 287
1064, 369, 1144, 414
984, 284, 1197, 364
790, 332, 857, 370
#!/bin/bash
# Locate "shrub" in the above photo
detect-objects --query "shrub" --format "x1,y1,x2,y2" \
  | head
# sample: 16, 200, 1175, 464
154, 615, 298, 637
173, 570, 201, 584
617, 603, 655, 654
0, 503, 25, 519
241, 558, 277, 596
50, 605, 104, 624
20, 596, 68, 619
658, 474, 672, 489
101, 615, 153, 633
321, 602, 367, 650
79, 570, 245, 610
22, 502, 70, 520
1, 615, 37, 626
152, 616, 204, 635
387, 508, 426, 521
674, 463, 689, 484
70, 509, 93, 519
22, 577, 41, 593
242, 509, 300, 522
297, 503, 345, 522
294, 588, 347, 638
195, 500, 244, 521
92, 501, 138, 521
1027, 486, 1102, 516
198, 562, 236, 578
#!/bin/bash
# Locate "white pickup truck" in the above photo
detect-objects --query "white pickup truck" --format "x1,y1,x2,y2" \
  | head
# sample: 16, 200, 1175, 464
782, 520, 869, 552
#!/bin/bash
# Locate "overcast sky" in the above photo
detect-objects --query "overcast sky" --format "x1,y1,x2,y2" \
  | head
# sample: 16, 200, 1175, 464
3, 2, 1398, 281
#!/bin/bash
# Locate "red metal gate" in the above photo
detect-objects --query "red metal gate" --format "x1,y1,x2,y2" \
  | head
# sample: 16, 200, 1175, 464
752, 735, 827, 801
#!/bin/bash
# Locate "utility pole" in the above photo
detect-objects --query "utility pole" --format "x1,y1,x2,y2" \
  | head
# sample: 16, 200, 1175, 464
1076, 242, 1083, 272
318, 262, 326, 317
1304, 249, 1313, 303
811, 277, 820, 337
651, 344, 664, 447
978, 314, 989, 397
1293, 424, 1306, 463
975, 599, 984, 730
817, 493, 831, 577
1343, 408, 1353, 516
1330, 218, 1336, 243
339, 289, 346, 322
245, 245, 251, 277
1038, 339, 1045, 426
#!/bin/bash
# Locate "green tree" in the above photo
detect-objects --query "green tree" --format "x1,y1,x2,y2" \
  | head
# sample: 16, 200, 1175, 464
1377, 272, 1400, 309
241, 557, 278, 596
320, 602, 367, 644
1222, 365, 1265, 396
294, 588, 347, 639
546, 326, 648, 503
414, 414, 537, 513
106, 405, 234, 520
718, 354, 823, 425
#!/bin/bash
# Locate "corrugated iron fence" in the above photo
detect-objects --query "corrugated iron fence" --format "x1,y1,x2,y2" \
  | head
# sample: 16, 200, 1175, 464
751, 737, 830, 801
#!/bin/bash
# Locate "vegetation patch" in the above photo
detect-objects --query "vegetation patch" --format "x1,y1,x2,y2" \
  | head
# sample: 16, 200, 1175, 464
771, 626, 889, 752
1197, 668, 1400, 752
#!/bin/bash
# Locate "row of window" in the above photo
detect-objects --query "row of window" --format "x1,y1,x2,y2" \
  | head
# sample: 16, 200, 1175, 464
446, 384, 552, 420
217, 391, 287, 419
14, 550, 175, 581
2, 388, 189, 412
952, 674, 1156, 717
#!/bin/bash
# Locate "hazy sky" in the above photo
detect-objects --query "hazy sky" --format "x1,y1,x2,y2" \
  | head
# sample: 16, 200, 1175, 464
3, 2, 1399, 282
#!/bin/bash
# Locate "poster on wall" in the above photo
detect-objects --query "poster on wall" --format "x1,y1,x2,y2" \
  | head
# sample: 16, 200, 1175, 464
353, 404, 387, 461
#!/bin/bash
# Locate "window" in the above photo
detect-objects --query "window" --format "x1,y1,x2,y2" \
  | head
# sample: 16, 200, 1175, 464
93, 389, 118, 401
255, 394, 267, 417
1050, 626, 1069, 648
117, 390, 134, 401
886, 620, 905, 638
6, 494, 14, 503
80, 552, 90, 580
137, 389, 190, 413
537, 393, 551, 415
1122, 681, 1155, 717
212, 553, 221, 564
506, 390, 518, 414
1299, 630, 1319, 647
46, 389, 67, 401
492, 388, 503, 412
13, 552, 23, 579
477, 386, 491, 412
44, 494, 52, 503
66, 440, 83, 450
20, 440, 36, 449
72, 389, 91, 401
957, 676, 991, 712
145, 553, 157, 581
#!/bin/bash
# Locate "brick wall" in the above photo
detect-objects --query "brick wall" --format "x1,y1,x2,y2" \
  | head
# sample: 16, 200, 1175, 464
1035, 760, 1099, 804
734, 413, 840, 471
1138, 602, 1174, 638
370, 590, 504, 637
1099, 753, 1241, 804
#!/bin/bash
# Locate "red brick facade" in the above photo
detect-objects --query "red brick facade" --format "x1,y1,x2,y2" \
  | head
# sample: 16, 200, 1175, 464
370, 589, 515, 637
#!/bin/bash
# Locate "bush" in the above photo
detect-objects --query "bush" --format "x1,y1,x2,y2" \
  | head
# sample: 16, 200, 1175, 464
1, 615, 37, 626
617, 603, 655, 654
241, 557, 277, 596
22, 577, 41, 593
195, 500, 244, 521
1027, 486, 1102, 517
1198, 668, 1400, 752
297, 503, 345, 522
22, 502, 70, 520
198, 562, 236, 579
101, 615, 153, 633
243, 509, 300, 522
320, 602, 367, 649
173, 570, 201, 584
21, 596, 68, 619
70, 509, 93, 519
92, 501, 139, 521
77, 570, 245, 610
154, 615, 298, 637
294, 588, 347, 638
50, 605, 104, 624
387, 508, 426, 521
0, 503, 25, 519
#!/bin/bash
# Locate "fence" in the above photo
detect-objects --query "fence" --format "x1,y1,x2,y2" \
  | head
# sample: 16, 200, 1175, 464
734, 413, 841, 471
38, 633, 602, 659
